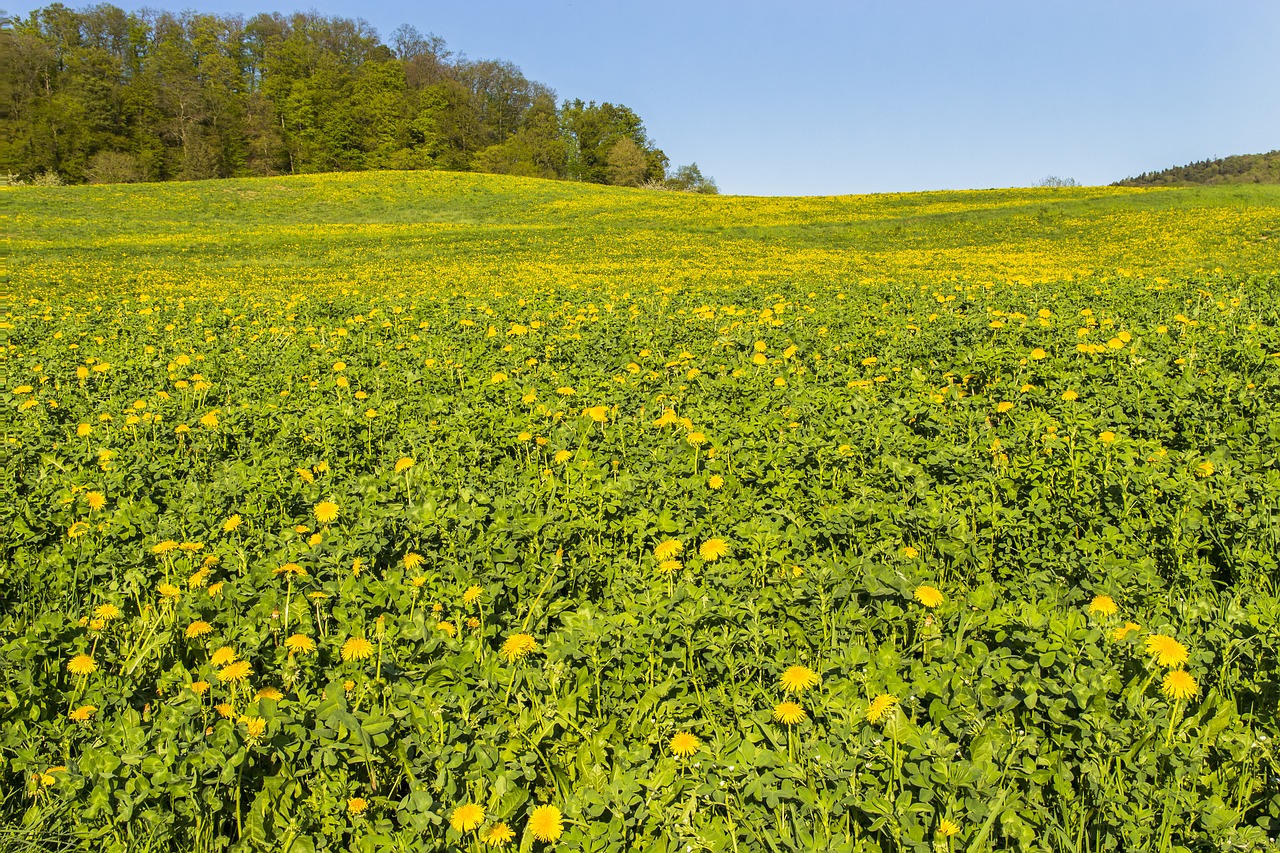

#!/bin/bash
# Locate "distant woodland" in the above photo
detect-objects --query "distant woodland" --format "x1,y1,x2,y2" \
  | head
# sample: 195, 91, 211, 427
1115, 150, 1280, 187
0, 4, 718, 191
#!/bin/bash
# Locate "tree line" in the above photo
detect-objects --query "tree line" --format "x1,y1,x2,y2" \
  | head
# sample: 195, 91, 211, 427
0, 4, 718, 192
1114, 150, 1280, 187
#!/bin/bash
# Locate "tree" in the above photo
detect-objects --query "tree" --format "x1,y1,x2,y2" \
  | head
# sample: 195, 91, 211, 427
605, 137, 646, 186
666, 162, 718, 194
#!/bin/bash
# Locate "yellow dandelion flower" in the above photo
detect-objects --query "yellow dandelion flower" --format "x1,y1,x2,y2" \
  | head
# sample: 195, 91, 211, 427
914, 585, 944, 608
654, 538, 683, 561
779, 665, 821, 694
1113, 621, 1141, 642
1145, 634, 1190, 668
199, 411, 219, 428
85, 491, 106, 511
553, 449, 573, 464
190, 681, 210, 696
157, 583, 181, 599
185, 621, 213, 639
285, 634, 316, 654
216, 703, 236, 719
256, 686, 283, 701
395, 457, 414, 473
867, 694, 898, 723
450, 803, 485, 833
313, 501, 339, 524
210, 646, 237, 666
68, 521, 90, 539
68, 705, 96, 722
708, 474, 724, 489
436, 621, 457, 637
297, 467, 314, 484
1196, 460, 1215, 478
222, 514, 243, 533
207, 581, 225, 597
699, 538, 729, 561
463, 584, 484, 605
342, 637, 375, 662
1088, 595, 1118, 617
1099, 430, 1117, 443
996, 401, 1015, 413
1062, 389, 1079, 401
657, 559, 682, 574
93, 604, 121, 621
483, 822, 516, 847
500, 633, 537, 663
1161, 669, 1198, 701
1029, 348, 1048, 360
772, 701, 806, 726
937, 818, 961, 837
669, 732, 700, 757
241, 716, 267, 740
404, 552, 425, 570
68, 654, 96, 676
217, 660, 252, 683
528, 805, 564, 842
347, 797, 367, 816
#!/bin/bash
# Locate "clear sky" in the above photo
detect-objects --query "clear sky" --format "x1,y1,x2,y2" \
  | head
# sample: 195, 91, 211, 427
9, 0, 1280, 195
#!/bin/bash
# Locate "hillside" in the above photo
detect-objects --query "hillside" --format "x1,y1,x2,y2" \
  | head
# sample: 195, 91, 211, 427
1115, 149, 1280, 186
5, 174, 1280, 852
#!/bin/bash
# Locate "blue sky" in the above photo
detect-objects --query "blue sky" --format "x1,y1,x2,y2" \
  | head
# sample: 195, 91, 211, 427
9, 0, 1280, 195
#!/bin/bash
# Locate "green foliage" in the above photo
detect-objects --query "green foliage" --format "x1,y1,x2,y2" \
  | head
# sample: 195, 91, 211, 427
1116, 150, 1280, 187
0, 5, 702, 191
5, 174, 1279, 852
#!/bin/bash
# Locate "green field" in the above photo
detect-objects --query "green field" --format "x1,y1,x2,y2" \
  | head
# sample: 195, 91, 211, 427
4, 174, 1280, 852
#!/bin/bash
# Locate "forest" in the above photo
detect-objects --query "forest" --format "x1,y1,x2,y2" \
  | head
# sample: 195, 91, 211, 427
0, 3, 718, 191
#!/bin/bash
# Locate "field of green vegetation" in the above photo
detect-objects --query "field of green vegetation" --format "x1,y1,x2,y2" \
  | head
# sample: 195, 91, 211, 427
4, 174, 1280, 853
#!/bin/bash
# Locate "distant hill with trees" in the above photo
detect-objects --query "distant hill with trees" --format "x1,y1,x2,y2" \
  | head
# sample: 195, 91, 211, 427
0, 4, 717, 192
1114, 150, 1280, 187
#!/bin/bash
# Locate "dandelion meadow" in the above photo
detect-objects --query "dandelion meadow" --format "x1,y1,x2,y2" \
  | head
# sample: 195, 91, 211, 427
4, 172, 1280, 851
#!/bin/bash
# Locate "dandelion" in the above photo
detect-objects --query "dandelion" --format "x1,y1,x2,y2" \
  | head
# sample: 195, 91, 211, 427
996, 401, 1014, 413
867, 694, 898, 723
657, 559, 682, 574
450, 803, 485, 833
404, 552, 425, 570
199, 411, 218, 428
211, 646, 237, 666
708, 474, 724, 489
483, 823, 515, 847
222, 514, 242, 532
553, 449, 573, 464
68, 654, 96, 676
216, 703, 236, 719
437, 621, 457, 637
297, 468, 314, 484
342, 637, 375, 662
313, 501, 339, 524
86, 491, 106, 511
208, 582, 225, 597
256, 686, 283, 701
699, 538, 729, 561
1161, 670, 1198, 701
772, 701, 806, 726
1029, 348, 1048, 360
653, 538, 683, 561
285, 634, 316, 654
67, 521, 90, 539
1099, 431, 1117, 443
463, 585, 484, 605
1145, 634, 1190, 668
669, 732, 700, 757
686, 431, 706, 446
347, 797, 367, 816
69, 705, 96, 722
937, 818, 961, 837
190, 681, 210, 696
1196, 460, 1215, 478
500, 633, 537, 663
1062, 389, 1079, 401
914, 585, 944, 608
157, 583, 181, 599
217, 660, 252, 683
1088, 595, 1118, 617
241, 716, 267, 740
779, 665, 821, 694
902, 546, 919, 559
395, 457, 414, 473
1112, 622, 1141, 642
185, 621, 213, 639
94, 604, 120, 621
528, 805, 564, 842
